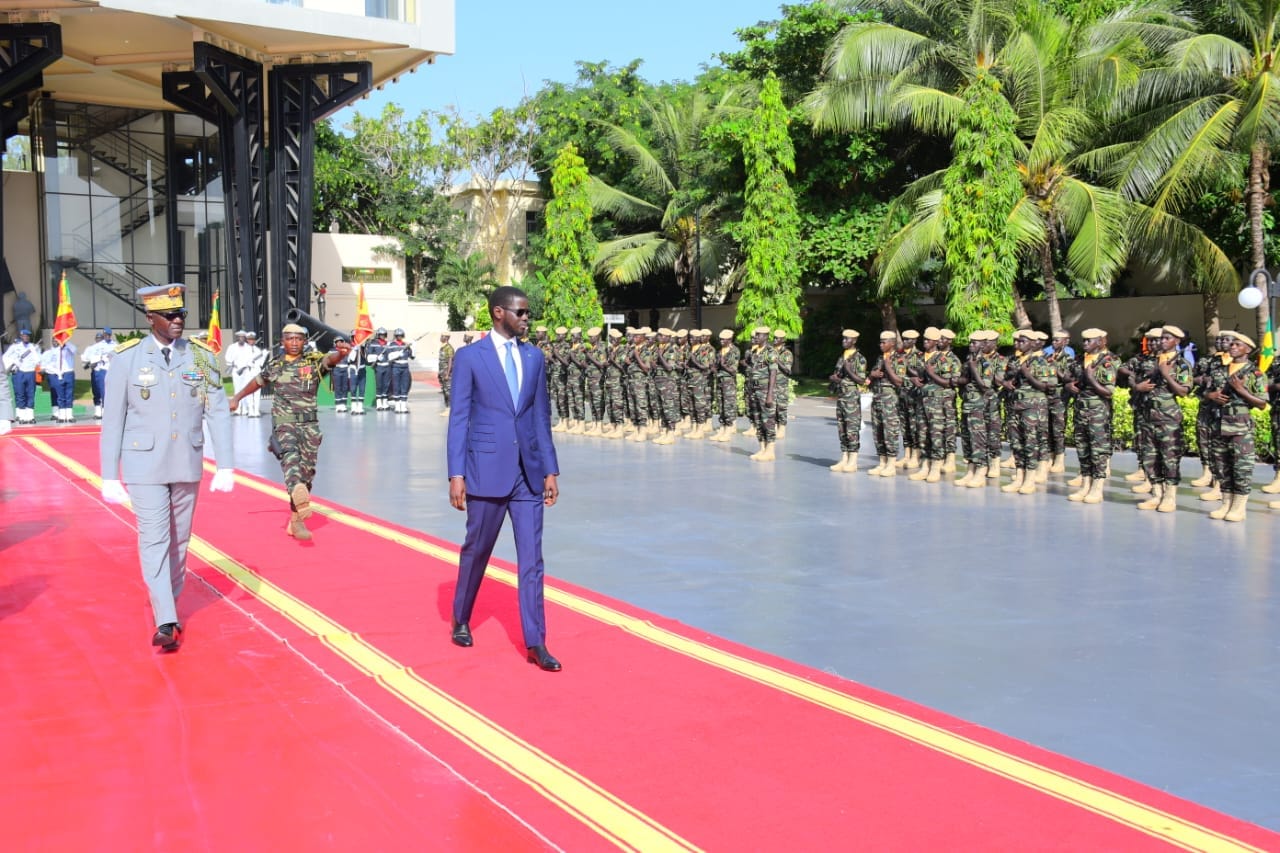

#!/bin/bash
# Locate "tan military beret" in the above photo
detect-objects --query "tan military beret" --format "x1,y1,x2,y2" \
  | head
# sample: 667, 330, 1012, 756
841, 329, 860, 339
1145, 327, 1163, 338
967, 330, 988, 341
1052, 329, 1070, 339
701, 329, 712, 337
637, 326, 651, 334
879, 330, 898, 341
718, 330, 734, 340
675, 329, 689, 338
753, 326, 771, 335
1081, 327, 1106, 339
1222, 330, 1256, 348
901, 329, 919, 339
657, 327, 672, 336
772, 329, 787, 339
281, 323, 307, 335
555, 326, 568, 335
939, 328, 956, 340
1034, 330, 1049, 341
625, 326, 636, 334
570, 326, 582, 335
587, 327, 601, 337
608, 328, 622, 339
535, 325, 548, 333
1162, 324, 1185, 339
1014, 328, 1035, 340
923, 327, 942, 341
645, 330, 656, 338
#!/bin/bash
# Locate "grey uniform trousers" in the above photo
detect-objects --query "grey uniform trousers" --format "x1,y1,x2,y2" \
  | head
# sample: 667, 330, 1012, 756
129, 481, 200, 626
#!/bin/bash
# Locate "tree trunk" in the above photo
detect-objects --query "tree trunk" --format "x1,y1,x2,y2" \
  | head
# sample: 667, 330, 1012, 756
1248, 140, 1271, 342
1203, 292, 1220, 342
1011, 282, 1031, 329
879, 300, 898, 333
1040, 236, 1062, 334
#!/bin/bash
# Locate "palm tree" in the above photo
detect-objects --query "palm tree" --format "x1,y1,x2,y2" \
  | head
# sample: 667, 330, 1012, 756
806, 0, 1235, 334
588, 89, 750, 307
1104, 0, 1280, 340
432, 251, 498, 330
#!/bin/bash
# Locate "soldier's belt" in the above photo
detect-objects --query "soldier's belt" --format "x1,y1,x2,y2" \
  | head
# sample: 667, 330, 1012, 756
274, 412, 319, 425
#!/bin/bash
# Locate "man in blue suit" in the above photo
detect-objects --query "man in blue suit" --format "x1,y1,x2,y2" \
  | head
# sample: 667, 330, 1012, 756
447, 286, 562, 671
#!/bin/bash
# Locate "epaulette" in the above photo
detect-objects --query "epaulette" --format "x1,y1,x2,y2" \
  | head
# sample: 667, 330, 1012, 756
115, 338, 142, 353
190, 337, 215, 352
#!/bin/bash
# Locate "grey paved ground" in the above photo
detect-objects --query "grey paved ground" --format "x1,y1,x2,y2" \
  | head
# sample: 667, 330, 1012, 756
228, 387, 1280, 831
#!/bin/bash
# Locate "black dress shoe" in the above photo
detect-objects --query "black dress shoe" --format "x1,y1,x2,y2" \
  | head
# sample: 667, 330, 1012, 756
450, 620, 473, 647
152, 622, 183, 652
526, 645, 561, 672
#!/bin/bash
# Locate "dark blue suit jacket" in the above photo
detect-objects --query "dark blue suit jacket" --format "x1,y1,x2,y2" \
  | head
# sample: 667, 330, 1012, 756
447, 336, 559, 497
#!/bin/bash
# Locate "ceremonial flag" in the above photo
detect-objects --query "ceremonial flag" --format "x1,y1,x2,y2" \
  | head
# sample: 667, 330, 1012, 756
353, 282, 374, 345
52, 272, 77, 345
1261, 315, 1275, 373
207, 289, 224, 354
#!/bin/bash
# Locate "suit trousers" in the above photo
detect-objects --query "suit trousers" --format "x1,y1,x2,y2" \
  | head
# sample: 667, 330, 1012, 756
129, 481, 199, 627
453, 470, 547, 648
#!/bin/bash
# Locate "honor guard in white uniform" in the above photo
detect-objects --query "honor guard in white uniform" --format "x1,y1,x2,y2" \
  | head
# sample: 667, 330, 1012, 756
2, 329, 40, 424
387, 328, 414, 413
243, 331, 268, 416
82, 328, 116, 418
45, 338, 78, 422
99, 284, 235, 652
225, 330, 254, 414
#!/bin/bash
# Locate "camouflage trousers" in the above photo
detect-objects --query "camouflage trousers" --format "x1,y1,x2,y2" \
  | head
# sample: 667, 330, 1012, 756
986, 395, 1005, 464
1047, 394, 1069, 456
625, 373, 649, 426
898, 392, 919, 450
566, 368, 585, 420
716, 375, 738, 426
959, 395, 992, 464
1131, 403, 1153, 475
1140, 409, 1185, 485
1008, 399, 1047, 469
680, 373, 693, 420
654, 372, 680, 428
550, 372, 566, 419
921, 393, 951, 461
689, 373, 712, 424
440, 375, 451, 408
1207, 431, 1256, 495
647, 376, 662, 422
744, 379, 759, 426
1073, 397, 1113, 479
1196, 403, 1216, 474
752, 388, 777, 442
583, 368, 604, 421
775, 381, 791, 426
942, 390, 958, 456
871, 391, 902, 458
274, 421, 322, 500
603, 370, 626, 424
835, 391, 862, 453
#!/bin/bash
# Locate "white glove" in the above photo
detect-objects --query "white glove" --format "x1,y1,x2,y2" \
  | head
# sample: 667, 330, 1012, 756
209, 468, 236, 493
0, 419, 10, 436
101, 479, 129, 504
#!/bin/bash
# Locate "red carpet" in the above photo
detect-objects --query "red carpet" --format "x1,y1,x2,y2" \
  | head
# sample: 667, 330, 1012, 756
2, 429, 1277, 851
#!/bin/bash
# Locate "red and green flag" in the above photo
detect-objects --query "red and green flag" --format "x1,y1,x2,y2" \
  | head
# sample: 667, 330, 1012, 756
52, 273, 77, 345
207, 289, 223, 354
1261, 315, 1275, 373
353, 283, 374, 346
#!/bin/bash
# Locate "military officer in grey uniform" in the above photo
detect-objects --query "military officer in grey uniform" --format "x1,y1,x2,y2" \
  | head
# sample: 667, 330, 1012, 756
99, 284, 235, 652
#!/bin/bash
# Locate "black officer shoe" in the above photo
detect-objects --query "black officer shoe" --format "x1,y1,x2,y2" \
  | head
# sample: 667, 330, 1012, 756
526, 645, 561, 672
152, 622, 183, 652
450, 620, 473, 647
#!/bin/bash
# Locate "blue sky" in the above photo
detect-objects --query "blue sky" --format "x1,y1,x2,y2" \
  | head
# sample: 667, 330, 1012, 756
335, 0, 789, 122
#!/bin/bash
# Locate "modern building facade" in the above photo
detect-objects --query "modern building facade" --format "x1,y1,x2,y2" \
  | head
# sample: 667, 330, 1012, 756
0, 0, 453, 342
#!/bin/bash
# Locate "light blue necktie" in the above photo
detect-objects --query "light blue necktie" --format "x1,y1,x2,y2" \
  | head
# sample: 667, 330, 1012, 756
504, 340, 520, 404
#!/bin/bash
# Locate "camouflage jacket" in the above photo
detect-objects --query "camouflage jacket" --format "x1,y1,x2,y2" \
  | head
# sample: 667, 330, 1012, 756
260, 351, 331, 423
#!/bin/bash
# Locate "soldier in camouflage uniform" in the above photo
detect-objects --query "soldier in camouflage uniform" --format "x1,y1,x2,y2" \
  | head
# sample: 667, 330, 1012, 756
867, 331, 903, 476
686, 329, 715, 439
600, 329, 626, 437
986, 334, 1011, 474
709, 329, 740, 442
562, 327, 586, 434
549, 327, 570, 431
910, 327, 959, 483
230, 322, 351, 540
437, 333, 455, 417
534, 325, 552, 401
1204, 330, 1267, 522
1117, 328, 1163, 493
651, 328, 681, 444
1130, 326, 1191, 511
999, 329, 1055, 495
1189, 332, 1230, 496
953, 330, 997, 487
937, 328, 962, 472
625, 329, 652, 442
744, 326, 779, 461
675, 329, 693, 430
1063, 328, 1118, 504
828, 329, 867, 473
1044, 330, 1075, 473
897, 330, 924, 470
772, 329, 794, 440
581, 327, 606, 435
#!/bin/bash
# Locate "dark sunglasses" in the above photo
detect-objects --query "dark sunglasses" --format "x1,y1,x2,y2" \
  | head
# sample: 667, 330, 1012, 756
501, 306, 531, 318
151, 309, 187, 320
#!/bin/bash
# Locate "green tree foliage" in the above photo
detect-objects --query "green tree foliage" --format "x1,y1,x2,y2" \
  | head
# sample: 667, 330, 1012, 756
539, 144, 603, 329
938, 71, 1022, 337
433, 252, 498, 331
733, 75, 803, 339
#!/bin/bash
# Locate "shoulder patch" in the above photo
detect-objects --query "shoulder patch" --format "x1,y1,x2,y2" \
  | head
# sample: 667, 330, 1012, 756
190, 337, 215, 352
115, 338, 142, 353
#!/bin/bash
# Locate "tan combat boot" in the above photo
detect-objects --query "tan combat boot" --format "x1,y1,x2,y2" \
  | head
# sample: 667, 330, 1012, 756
1034, 460, 1050, 484
1208, 497, 1233, 520
1157, 482, 1178, 513
1224, 493, 1249, 522
1124, 467, 1146, 482
954, 463, 976, 487
1082, 478, 1106, 503
1001, 454, 1017, 469
909, 458, 932, 481
843, 453, 859, 473
831, 452, 851, 472
287, 512, 312, 541
553, 418, 568, 432
1001, 467, 1025, 493
629, 426, 648, 443
290, 483, 312, 521
1262, 470, 1280, 494
967, 464, 989, 488
942, 452, 956, 474
987, 460, 1001, 480
1050, 453, 1066, 474
1199, 478, 1222, 502
866, 456, 885, 476
925, 460, 942, 483
755, 441, 776, 462
1017, 469, 1038, 494
750, 439, 768, 460
1189, 468, 1214, 488
895, 452, 911, 469
1131, 476, 1153, 495
881, 456, 898, 478
1066, 472, 1084, 488
652, 428, 676, 445
904, 449, 921, 470
776, 424, 787, 440
1137, 482, 1163, 511
1269, 499, 1280, 510
1068, 477, 1093, 502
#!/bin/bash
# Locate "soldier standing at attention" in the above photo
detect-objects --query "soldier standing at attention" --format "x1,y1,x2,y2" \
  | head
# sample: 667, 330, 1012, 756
687, 329, 715, 439
829, 329, 866, 473
226, 330, 253, 414
1044, 329, 1075, 474
953, 330, 995, 486
936, 328, 962, 473
675, 329, 693, 431
624, 329, 651, 442
1064, 328, 1118, 504
1190, 332, 1230, 497
1131, 326, 1191, 511
1118, 328, 1162, 493
3, 328, 40, 425
709, 329, 740, 442
564, 327, 587, 434
651, 328, 680, 444
744, 326, 779, 462
230, 322, 352, 540
583, 327, 607, 435
437, 333, 455, 417
550, 326, 570, 431
771, 330, 795, 440
866, 331, 903, 476
1203, 330, 1266, 522
386, 328, 414, 414
897, 330, 924, 470
99, 284, 235, 652
999, 329, 1055, 495
601, 328, 626, 438
366, 327, 389, 410
910, 327, 955, 483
